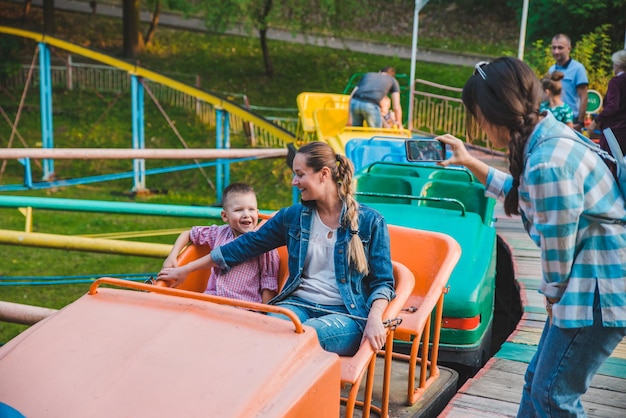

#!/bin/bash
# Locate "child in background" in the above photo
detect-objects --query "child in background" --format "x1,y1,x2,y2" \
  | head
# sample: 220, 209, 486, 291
540, 71, 574, 128
380, 95, 399, 128
160, 183, 279, 304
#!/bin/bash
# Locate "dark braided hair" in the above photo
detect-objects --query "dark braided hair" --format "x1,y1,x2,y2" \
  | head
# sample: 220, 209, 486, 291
462, 57, 542, 216
296, 141, 368, 274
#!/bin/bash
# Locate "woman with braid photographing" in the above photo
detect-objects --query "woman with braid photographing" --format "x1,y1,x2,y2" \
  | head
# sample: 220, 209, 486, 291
158, 141, 395, 356
436, 57, 626, 416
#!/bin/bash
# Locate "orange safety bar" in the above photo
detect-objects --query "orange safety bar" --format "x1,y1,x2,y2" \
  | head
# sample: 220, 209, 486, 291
386, 224, 462, 406
340, 260, 415, 418
89, 277, 304, 334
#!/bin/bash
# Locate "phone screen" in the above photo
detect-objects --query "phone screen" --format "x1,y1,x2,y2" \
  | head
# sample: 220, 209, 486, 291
405, 139, 446, 162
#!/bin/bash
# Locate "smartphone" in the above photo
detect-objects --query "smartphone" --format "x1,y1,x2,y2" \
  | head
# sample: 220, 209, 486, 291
405, 139, 447, 162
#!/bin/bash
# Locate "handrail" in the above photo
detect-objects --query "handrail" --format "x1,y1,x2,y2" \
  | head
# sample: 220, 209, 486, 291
88, 277, 304, 334
0, 148, 287, 159
364, 161, 475, 183
356, 192, 466, 216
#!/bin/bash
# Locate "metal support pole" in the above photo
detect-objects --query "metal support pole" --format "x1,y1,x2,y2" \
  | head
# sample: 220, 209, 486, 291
216, 108, 224, 203
131, 75, 146, 192
19, 157, 32, 188
223, 111, 231, 188
408, 0, 430, 131
517, 0, 530, 60
67, 54, 73, 90
38, 42, 54, 180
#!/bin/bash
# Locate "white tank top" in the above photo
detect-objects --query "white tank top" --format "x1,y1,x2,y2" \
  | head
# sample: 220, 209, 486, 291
293, 209, 343, 305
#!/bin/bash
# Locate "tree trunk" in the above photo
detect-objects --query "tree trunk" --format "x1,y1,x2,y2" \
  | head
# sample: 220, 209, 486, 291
143, 0, 161, 46
122, 0, 144, 58
42, 0, 54, 34
259, 28, 274, 77
257, 0, 274, 77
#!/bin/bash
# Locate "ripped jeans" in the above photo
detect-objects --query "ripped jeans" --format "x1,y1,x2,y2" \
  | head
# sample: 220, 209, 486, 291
268, 296, 366, 356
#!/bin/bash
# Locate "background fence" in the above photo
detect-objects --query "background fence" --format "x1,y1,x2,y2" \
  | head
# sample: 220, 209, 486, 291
2, 55, 299, 148
3, 57, 487, 147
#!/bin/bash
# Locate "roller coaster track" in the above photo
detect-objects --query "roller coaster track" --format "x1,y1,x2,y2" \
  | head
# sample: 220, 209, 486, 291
0, 25, 296, 145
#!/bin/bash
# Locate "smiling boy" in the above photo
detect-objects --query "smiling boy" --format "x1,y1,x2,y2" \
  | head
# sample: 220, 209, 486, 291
160, 183, 279, 303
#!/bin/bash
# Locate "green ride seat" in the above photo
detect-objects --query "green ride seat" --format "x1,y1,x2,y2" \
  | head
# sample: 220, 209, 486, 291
427, 169, 474, 182
418, 180, 488, 220
355, 174, 414, 204
368, 164, 422, 178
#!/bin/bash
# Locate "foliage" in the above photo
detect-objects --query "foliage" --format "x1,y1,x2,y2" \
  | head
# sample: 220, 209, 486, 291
180, 0, 463, 76
508, 0, 626, 51
0, 36, 21, 83
525, 24, 615, 96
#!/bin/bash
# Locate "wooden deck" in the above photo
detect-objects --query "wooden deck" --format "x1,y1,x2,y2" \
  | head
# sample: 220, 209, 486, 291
441, 204, 626, 417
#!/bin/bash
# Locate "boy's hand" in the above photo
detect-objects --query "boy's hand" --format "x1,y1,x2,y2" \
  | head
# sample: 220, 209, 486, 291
162, 255, 178, 269
157, 266, 187, 287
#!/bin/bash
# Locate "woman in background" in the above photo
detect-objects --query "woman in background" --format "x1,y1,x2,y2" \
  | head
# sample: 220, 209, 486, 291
589, 49, 626, 155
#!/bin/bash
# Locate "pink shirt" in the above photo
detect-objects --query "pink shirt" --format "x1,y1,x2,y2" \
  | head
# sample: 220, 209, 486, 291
190, 225, 279, 303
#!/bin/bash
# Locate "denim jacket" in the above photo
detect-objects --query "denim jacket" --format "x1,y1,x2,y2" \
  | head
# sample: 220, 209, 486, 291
211, 201, 396, 319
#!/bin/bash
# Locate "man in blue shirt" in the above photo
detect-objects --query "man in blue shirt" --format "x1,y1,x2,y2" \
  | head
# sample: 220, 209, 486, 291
549, 34, 589, 131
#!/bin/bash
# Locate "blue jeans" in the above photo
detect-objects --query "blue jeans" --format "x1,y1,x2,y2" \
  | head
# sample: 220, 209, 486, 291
350, 99, 382, 128
517, 290, 626, 417
268, 297, 365, 356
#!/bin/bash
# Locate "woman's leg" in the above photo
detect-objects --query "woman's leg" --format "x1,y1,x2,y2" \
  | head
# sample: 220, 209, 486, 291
517, 319, 548, 417
267, 297, 316, 323
518, 292, 626, 417
303, 314, 364, 356
269, 299, 365, 356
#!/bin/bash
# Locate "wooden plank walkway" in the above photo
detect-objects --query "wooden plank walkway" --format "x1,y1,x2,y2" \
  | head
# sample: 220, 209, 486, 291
441, 204, 626, 417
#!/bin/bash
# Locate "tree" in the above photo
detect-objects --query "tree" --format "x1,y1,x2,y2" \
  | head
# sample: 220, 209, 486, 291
508, 0, 626, 50
122, 0, 144, 58
189, 0, 367, 77
122, 0, 170, 58
43, 0, 55, 34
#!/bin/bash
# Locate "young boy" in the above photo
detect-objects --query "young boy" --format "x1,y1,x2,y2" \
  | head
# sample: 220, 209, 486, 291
380, 95, 400, 128
160, 183, 279, 304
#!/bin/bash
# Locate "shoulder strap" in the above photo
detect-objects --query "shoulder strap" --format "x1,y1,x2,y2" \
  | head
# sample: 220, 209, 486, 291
528, 127, 625, 226
530, 128, 616, 164
604, 128, 624, 162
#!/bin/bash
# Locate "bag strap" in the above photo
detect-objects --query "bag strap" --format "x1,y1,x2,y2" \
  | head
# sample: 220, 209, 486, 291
603, 127, 624, 162
529, 128, 616, 164
527, 128, 625, 226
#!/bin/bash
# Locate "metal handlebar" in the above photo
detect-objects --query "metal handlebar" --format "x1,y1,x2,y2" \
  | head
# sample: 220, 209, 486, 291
355, 192, 466, 216
89, 277, 304, 334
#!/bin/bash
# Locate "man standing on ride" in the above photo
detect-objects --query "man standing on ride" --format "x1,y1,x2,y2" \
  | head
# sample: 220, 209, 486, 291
349, 67, 402, 129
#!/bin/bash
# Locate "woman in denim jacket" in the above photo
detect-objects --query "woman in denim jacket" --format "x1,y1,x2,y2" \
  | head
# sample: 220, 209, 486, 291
158, 141, 395, 356
437, 57, 626, 417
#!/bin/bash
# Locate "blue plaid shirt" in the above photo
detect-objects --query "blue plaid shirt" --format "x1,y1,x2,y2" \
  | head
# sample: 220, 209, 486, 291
485, 112, 626, 328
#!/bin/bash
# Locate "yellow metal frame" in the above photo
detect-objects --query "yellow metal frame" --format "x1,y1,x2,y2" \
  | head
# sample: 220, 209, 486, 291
0, 26, 295, 145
